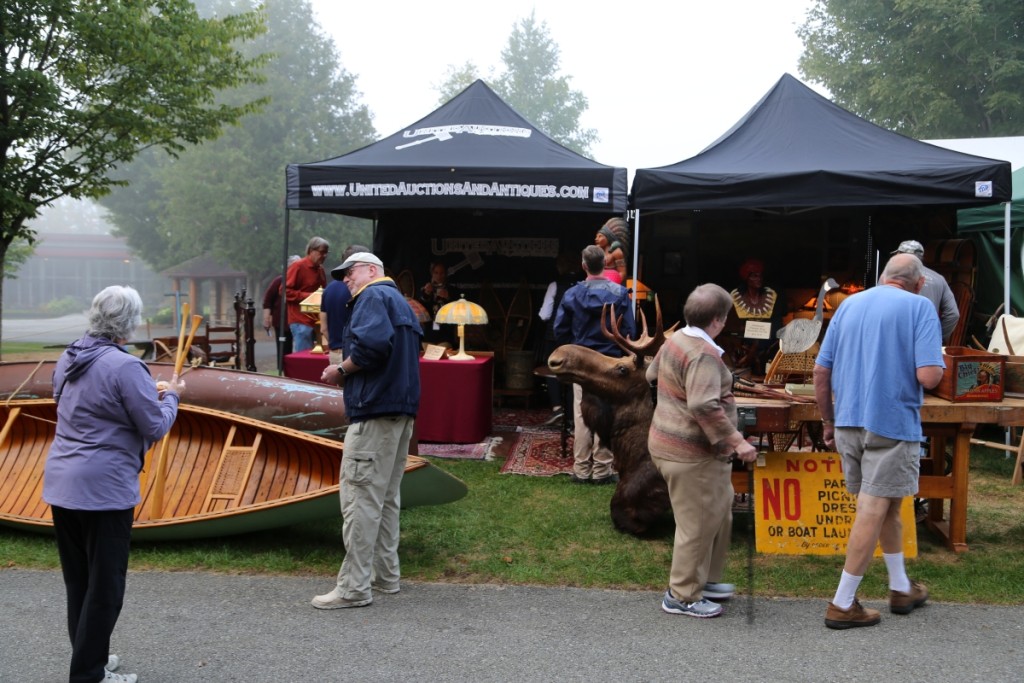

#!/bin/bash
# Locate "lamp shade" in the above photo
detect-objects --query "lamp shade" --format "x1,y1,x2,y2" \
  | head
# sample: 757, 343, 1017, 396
299, 287, 323, 314
435, 295, 488, 326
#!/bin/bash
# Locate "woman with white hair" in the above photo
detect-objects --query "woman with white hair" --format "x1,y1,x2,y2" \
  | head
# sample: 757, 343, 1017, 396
43, 285, 184, 683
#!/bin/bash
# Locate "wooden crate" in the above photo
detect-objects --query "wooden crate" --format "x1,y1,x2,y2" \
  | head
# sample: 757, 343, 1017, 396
931, 347, 1005, 402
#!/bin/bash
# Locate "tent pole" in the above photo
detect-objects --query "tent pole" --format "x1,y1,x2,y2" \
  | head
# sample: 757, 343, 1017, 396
279, 208, 291, 376
631, 210, 641, 306
1005, 201, 1012, 316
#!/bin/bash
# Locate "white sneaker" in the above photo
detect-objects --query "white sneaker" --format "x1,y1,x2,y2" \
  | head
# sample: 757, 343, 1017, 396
371, 581, 400, 594
105, 655, 120, 672
311, 587, 372, 609
104, 670, 138, 683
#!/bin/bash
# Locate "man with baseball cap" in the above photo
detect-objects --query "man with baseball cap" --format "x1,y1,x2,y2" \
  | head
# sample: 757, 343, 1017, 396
312, 251, 422, 609
891, 240, 959, 343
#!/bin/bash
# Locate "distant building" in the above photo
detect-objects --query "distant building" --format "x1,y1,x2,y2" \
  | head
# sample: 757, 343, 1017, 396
4, 233, 166, 312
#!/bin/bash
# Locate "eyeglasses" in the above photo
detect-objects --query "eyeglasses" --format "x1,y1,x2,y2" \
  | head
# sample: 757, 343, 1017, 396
343, 263, 372, 279
316, 248, 329, 255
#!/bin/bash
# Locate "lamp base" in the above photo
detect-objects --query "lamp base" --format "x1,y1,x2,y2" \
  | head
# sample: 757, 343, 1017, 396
448, 350, 474, 361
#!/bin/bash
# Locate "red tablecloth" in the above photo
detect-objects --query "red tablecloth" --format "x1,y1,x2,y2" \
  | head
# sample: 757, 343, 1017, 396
283, 350, 331, 384
284, 351, 493, 444
418, 356, 493, 444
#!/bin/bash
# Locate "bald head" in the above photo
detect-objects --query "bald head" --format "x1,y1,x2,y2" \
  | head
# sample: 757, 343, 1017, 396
881, 253, 924, 292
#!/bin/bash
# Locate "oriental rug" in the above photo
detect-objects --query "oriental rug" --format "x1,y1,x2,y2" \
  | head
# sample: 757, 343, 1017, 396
499, 428, 574, 477
417, 436, 502, 461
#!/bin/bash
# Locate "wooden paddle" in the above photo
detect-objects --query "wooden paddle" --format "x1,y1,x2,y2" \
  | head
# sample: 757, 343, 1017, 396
150, 308, 202, 518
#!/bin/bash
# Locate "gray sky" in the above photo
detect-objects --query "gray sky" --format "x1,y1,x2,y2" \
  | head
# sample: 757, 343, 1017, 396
308, 0, 821, 170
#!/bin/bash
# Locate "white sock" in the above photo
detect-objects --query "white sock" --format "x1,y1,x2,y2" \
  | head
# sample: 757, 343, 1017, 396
884, 552, 911, 593
832, 571, 862, 610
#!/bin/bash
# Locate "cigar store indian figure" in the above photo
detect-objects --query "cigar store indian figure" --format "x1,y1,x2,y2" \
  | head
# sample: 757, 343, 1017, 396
728, 258, 781, 372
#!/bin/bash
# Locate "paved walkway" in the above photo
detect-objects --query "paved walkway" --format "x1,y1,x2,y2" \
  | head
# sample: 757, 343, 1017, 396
2, 569, 1021, 682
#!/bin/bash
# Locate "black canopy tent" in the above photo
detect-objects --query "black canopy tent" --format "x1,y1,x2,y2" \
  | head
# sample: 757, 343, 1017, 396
631, 74, 1011, 212
280, 80, 628, 369
628, 74, 1012, 313
286, 79, 626, 216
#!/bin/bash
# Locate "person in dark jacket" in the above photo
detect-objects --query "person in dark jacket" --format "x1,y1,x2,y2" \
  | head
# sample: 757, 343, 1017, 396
313, 252, 422, 609
44, 285, 184, 683
554, 245, 635, 484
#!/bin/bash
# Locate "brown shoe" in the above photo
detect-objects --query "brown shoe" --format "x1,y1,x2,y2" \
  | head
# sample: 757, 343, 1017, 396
890, 580, 928, 615
824, 599, 881, 629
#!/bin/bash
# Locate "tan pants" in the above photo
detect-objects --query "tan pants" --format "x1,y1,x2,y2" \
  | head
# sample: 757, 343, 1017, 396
335, 415, 413, 601
653, 455, 733, 602
571, 383, 615, 479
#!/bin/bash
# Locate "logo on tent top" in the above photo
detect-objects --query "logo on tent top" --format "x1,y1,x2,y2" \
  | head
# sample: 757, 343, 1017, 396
975, 181, 993, 198
396, 124, 532, 150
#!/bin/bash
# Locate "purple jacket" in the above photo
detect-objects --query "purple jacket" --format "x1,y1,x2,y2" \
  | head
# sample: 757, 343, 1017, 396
43, 334, 179, 511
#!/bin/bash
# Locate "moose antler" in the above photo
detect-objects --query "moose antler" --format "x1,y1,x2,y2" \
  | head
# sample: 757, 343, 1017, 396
601, 296, 669, 367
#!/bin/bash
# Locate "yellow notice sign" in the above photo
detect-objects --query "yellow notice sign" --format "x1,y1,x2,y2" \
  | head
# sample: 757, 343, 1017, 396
753, 451, 917, 557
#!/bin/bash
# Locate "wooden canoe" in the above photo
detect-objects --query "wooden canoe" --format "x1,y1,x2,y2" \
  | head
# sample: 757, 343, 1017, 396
0, 361, 349, 440
0, 399, 467, 542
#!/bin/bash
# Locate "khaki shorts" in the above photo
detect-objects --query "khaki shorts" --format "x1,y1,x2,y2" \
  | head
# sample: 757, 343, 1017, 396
834, 427, 920, 498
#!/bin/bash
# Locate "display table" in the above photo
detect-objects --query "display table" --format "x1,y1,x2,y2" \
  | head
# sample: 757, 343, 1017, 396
283, 350, 331, 384
284, 351, 494, 444
732, 393, 1024, 552
418, 356, 493, 443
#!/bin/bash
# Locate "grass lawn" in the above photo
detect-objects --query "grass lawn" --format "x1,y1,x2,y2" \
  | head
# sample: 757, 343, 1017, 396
2, 440, 1021, 605
3, 343, 1020, 603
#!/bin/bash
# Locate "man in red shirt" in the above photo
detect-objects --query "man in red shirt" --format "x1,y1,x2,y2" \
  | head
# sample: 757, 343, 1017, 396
285, 236, 329, 352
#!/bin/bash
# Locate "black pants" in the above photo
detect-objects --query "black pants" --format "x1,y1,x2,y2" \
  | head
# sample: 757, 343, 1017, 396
51, 506, 133, 683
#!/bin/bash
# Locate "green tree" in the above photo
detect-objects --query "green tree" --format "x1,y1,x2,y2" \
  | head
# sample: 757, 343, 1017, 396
436, 12, 597, 155
0, 0, 267, 347
798, 0, 1024, 138
102, 0, 376, 287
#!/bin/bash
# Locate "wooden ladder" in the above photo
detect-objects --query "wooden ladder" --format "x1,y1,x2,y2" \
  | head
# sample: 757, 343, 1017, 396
202, 426, 263, 512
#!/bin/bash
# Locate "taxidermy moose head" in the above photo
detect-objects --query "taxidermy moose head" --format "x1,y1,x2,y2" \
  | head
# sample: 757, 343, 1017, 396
547, 298, 677, 536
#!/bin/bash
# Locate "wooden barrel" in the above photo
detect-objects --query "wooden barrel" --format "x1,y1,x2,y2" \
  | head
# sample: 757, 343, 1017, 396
923, 238, 976, 287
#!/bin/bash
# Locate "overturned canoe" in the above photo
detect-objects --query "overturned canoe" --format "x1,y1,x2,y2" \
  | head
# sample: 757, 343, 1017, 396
0, 399, 466, 542
0, 361, 349, 440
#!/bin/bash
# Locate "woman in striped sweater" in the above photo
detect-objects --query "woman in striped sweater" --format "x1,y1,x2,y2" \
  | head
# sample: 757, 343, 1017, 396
646, 283, 757, 618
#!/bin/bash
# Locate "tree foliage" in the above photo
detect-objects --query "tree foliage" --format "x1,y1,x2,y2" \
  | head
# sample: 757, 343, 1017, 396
1, 0, 267, 340
101, 0, 376, 284
436, 12, 597, 155
798, 0, 1024, 138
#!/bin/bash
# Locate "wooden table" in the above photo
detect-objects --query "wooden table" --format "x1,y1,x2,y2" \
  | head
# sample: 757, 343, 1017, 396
733, 394, 1024, 553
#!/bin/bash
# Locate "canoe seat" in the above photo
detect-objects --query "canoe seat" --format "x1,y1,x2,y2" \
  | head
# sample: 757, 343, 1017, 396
203, 426, 262, 512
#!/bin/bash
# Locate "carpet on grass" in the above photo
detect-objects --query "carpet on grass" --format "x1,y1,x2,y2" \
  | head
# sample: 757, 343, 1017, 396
500, 428, 574, 476
417, 435, 502, 460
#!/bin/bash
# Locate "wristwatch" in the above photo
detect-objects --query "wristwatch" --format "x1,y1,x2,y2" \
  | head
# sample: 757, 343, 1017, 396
338, 364, 347, 376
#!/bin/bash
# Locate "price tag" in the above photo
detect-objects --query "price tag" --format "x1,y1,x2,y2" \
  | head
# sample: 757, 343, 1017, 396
744, 320, 771, 340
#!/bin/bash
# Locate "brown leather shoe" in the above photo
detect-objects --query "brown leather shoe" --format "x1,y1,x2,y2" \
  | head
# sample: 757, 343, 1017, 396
890, 580, 929, 615
824, 599, 881, 629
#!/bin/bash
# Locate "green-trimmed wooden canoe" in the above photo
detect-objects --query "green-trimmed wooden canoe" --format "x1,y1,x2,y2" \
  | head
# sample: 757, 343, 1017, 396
0, 399, 466, 542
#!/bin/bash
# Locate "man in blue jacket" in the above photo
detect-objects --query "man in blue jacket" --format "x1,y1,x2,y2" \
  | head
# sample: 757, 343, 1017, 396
554, 245, 636, 484
313, 252, 423, 609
